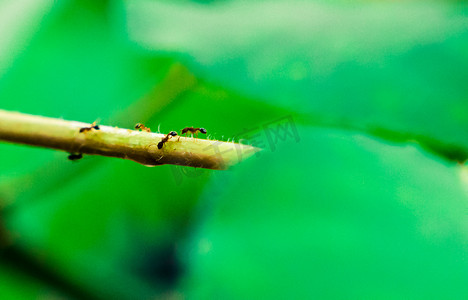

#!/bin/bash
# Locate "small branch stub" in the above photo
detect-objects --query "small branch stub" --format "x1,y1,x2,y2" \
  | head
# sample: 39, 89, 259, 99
0, 109, 260, 170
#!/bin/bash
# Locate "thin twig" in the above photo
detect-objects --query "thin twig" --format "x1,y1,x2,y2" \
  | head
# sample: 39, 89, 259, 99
0, 109, 259, 170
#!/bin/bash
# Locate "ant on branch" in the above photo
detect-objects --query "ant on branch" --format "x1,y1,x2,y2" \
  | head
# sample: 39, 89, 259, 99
135, 123, 151, 132
158, 131, 178, 149
68, 153, 83, 161
79, 121, 100, 133
180, 127, 207, 138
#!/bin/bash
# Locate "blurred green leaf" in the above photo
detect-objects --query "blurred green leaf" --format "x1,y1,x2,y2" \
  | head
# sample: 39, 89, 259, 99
0, 265, 63, 299
181, 126, 468, 299
123, 0, 468, 160
1, 0, 468, 299
0, 0, 57, 78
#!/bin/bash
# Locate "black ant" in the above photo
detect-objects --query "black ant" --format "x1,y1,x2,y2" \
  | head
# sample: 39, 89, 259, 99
68, 153, 83, 161
79, 121, 100, 133
180, 127, 207, 138
135, 123, 151, 132
158, 131, 178, 149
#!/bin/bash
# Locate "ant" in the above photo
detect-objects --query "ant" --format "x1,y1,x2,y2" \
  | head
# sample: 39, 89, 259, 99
79, 121, 100, 133
158, 131, 178, 149
180, 127, 207, 138
135, 123, 151, 132
68, 153, 83, 161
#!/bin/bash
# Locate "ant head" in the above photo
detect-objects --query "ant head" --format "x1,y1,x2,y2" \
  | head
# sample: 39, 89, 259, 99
93, 125, 100, 130
135, 123, 142, 129
169, 131, 178, 136
199, 128, 207, 134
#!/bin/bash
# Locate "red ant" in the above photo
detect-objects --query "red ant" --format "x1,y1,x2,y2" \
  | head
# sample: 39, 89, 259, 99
158, 131, 178, 149
180, 127, 207, 138
79, 121, 100, 133
68, 153, 83, 161
135, 123, 151, 132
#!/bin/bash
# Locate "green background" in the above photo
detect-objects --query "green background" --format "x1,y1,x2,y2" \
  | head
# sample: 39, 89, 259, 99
1, 0, 468, 299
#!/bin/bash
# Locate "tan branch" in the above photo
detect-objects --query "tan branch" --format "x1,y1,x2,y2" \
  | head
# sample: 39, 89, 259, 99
0, 109, 259, 170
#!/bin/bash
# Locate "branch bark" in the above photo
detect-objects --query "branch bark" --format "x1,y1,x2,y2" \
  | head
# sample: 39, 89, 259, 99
0, 109, 259, 170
